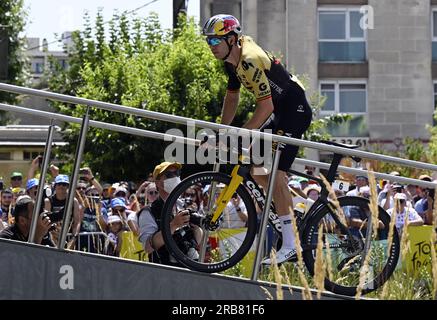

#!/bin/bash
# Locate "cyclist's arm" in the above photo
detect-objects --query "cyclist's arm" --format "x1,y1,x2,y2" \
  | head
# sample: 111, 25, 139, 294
243, 97, 274, 129
221, 90, 240, 125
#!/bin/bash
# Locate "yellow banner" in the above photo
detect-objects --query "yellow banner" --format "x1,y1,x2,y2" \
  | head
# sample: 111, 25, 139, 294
119, 231, 148, 262
212, 228, 256, 278
402, 225, 435, 275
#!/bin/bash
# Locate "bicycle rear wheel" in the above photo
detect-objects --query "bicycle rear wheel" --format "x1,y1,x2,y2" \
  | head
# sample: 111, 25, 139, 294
302, 196, 400, 296
161, 171, 258, 273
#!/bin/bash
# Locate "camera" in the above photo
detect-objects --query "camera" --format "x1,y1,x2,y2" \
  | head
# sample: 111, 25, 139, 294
182, 209, 204, 226
40, 212, 60, 232
189, 212, 204, 226
37, 155, 43, 167
183, 197, 193, 207
46, 208, 65, 224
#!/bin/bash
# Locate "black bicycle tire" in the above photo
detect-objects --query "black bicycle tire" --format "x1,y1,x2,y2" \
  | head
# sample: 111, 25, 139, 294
161, 171, 258, 273
302, 196, 400, 296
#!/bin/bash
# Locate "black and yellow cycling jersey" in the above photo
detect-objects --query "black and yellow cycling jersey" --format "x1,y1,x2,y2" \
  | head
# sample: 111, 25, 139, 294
225, 36, 312, 171
225, 36, 306, 109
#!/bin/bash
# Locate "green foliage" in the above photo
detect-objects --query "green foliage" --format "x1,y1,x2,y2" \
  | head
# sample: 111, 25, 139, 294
0, 0, 29, 123
371, 137, 431, 178
47, 12, 347, 182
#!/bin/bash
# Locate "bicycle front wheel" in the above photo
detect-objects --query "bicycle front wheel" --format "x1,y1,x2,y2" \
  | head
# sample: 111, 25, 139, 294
161, 171, 258, 273
302, 196, 400, 296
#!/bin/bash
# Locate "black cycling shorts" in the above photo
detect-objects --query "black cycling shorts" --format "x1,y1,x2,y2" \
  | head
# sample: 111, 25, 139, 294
252, 87, 312, 172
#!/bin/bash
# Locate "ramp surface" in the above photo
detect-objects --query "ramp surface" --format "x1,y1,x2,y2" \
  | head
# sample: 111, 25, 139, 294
0, 239, 352, 300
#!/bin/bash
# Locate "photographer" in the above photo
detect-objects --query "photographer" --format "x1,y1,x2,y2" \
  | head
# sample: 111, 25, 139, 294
138, 162, 203, 267
380, 183, 408, 210
415, 186, 435, 225
0, 195, 54, 246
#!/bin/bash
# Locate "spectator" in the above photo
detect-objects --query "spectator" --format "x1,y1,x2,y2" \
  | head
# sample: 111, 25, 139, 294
76, 186, 103, 253
109, 197, 138, 236
297, 177, 309, 191
0, 195, 54, 246
79, 167, 103, 194
346, 173, 368, 197
380, 183, 406, 210
1, 189, 13, 224
348, 186, 386, 239
44, 174, 81, 246
9, 172, 23, 189
138, 161, 202, 266
114, 185, 129, 205
145, 183, 158, 206
104, 214, 123, 256
26, 179, 39, 200
414, 175, 433, 222
222, 193, 248, 229
387, 193, 423, 235
424, 181, 437, 225
303, 184, 321, 202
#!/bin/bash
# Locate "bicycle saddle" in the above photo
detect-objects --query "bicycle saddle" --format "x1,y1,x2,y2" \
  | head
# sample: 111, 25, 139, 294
320, 140, 359, 149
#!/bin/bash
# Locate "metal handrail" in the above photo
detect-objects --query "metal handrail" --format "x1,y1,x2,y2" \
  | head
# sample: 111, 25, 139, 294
1, 82, 437, 172
1, 102, 436, 190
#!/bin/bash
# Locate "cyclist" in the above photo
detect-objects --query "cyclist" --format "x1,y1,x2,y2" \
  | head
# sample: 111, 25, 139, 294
202, 14, 312, 264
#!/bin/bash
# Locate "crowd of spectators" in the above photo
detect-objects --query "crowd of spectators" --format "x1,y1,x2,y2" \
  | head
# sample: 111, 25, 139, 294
0, 157, 435, 265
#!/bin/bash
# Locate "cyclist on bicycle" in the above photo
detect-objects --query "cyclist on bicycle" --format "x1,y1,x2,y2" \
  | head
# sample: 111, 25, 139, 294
202, 14, 312, 264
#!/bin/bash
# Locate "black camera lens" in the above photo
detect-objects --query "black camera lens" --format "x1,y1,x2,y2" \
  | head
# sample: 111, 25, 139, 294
189, 212, 203, 226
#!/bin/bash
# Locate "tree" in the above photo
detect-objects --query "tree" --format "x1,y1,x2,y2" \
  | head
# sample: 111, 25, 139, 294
0, 0, 29, 124
48, 13, 349, 183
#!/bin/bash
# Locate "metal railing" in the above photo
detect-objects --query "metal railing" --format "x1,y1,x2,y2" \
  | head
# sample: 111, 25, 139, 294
1, 82, 437, 281
1, 82, 437, 172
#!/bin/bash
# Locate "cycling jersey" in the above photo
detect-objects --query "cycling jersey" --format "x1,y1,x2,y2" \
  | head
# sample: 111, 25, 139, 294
225, 36, 306, 110
224, 36, 312, 172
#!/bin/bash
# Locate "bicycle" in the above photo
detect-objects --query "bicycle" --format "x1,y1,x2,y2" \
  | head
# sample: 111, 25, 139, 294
161, 140, 400, 296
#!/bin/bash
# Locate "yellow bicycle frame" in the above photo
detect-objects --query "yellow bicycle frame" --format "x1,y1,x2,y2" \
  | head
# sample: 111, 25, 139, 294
209, 154, 248, 224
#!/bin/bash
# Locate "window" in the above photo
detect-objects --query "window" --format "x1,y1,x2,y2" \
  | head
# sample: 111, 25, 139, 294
320, 81, 368, 137
23, 151, 40, 161
31, 61, 44, 74
0, 152, 11, 160
432, 9, 437, 61
320, 81, 367, 114
318, 8, 366, 62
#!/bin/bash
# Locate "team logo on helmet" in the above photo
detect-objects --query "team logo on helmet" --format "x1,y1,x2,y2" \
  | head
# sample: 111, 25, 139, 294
204, 14, 241, 36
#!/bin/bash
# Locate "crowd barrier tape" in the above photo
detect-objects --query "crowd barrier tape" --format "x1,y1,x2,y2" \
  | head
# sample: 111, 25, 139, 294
119, 231, 148, 262
402, 225, 437, 276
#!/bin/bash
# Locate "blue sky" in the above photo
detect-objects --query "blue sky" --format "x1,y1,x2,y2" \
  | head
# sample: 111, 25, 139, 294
23, 0, 200, 50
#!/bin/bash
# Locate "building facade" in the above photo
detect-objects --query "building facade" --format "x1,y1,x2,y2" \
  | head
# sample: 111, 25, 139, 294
200, 0, 436, 158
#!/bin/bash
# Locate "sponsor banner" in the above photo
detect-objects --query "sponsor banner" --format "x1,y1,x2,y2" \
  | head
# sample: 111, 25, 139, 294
120, 231, 148, 262
402, 225, 436, 275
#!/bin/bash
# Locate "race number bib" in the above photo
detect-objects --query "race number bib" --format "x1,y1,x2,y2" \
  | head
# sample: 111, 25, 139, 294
332, 180, 350, 192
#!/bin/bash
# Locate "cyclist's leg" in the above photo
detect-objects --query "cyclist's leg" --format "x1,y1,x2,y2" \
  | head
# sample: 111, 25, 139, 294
261, 91, 312, 263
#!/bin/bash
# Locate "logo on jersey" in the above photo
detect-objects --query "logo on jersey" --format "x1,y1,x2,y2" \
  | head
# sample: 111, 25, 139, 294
268, 79, 283, 95
297, 105, 304, 113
